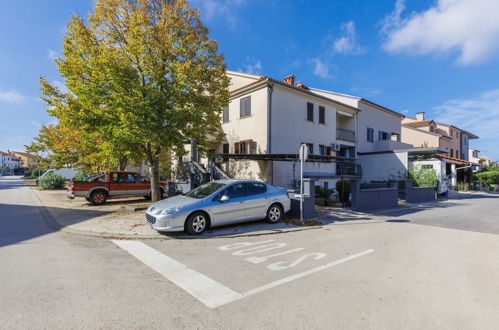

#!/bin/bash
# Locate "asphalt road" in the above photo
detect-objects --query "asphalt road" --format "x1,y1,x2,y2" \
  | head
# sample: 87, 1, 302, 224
1, 176, 499, 329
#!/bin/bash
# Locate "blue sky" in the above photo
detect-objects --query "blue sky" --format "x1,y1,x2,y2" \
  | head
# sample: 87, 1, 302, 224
1, 0, 498, 160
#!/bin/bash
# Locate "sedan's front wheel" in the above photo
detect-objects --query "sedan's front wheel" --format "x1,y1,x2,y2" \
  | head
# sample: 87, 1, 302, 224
266, 204, 283, 223
186, 212, 208, 235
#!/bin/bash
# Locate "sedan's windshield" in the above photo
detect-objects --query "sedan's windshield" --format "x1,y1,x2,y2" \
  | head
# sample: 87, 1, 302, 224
185, 182, 226, 199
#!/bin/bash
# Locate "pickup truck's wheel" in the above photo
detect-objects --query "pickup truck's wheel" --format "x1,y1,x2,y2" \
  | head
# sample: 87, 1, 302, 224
90, 190, 107, 205
185, 212, 208, 235
266, 203, 283, 223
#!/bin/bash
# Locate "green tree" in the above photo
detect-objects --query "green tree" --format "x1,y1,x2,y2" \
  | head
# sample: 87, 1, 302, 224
31, 0, 229, 201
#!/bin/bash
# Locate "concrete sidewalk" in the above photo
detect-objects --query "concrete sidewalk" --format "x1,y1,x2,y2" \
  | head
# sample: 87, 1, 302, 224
31, 186, 324, 239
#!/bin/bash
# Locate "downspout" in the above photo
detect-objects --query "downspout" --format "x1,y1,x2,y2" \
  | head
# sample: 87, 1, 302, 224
267, 84, 274, 184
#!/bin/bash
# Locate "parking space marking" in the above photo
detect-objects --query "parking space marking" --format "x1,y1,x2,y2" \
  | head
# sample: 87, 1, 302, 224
111, 240, 243, 309
113, 240, 374, 309
242, 249, 375, 297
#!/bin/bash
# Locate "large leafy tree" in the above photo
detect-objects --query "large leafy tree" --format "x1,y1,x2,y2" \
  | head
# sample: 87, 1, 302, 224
32, 0, 229, 201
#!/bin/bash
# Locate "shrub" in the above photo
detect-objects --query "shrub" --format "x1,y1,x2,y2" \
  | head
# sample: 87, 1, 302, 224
475, 171, 499, 187
38, 172, 66, 189
73, 170, 92, 181
408, 166, 438, 188
457, 182, 469, 191
336, 179, 351, 203
24, 170, 32, 178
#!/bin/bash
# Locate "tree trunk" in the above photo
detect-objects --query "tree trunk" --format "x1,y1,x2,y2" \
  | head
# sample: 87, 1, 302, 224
145, 143, 161, 202
119, 157, 128, 171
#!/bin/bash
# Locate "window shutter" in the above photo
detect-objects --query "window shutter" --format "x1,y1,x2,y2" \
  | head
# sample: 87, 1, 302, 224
319, 106, 325, 124
235, 143, 240, 154
223, 106, 229, 123
307, 102, 314, 121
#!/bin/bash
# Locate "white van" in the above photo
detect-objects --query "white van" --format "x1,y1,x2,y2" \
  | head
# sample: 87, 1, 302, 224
411, 160, 449, 195
38, 168, 78, 181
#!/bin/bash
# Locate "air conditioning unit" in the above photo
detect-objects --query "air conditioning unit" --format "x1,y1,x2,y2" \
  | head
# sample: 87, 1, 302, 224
331, 143, 341, 152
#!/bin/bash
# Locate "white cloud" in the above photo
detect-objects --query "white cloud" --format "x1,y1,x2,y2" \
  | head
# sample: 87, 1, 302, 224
191, 0, 246, 29
47, 48, 58, 61
238, 56, 262, 75
380, 0, 406, 36
310, 58, 332, 79
333, 21, 365, 55
382, 0, 499, 65
0, 90, 25, 103
433, 89, 499, 160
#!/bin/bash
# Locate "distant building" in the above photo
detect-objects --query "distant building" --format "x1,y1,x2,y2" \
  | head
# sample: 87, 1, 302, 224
9, 151, 40, 169
401, 112, 478, 160
0, 151, 23, 171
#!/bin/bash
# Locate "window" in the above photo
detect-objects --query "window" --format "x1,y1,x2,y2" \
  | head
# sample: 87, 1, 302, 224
319, 145, 326, 155
430, 126, 435, 133
111, 173, 126, 183
422, 165, 434, 170
222, 106, 229, 123
222, 143, 229, 154
450, 149, 454, 157
367, 128, 374, 142
222, 183, 245, 199
187, 182, 226, 199
127, 173, 142, 182
307, 102, 314, 122
234, 140, 256, 154
379, 131, 390, 141
240, 96, 251, 118
318, 106, 325, 124
246, 182, 267, 196
326, 146, 332, 156
307, 143, 313, 154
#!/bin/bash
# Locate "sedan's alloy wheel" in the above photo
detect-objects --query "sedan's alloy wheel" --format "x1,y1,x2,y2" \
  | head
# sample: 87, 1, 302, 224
192, 215, 206, 233
267, 205, 282, 223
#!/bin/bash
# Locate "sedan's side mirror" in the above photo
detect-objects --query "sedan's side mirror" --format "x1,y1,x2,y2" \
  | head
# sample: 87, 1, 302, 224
219, 195, 230, 202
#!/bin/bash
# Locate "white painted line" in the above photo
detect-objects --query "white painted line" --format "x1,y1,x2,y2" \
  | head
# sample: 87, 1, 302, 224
242, 249, 375, 297
112, 240, 243, 309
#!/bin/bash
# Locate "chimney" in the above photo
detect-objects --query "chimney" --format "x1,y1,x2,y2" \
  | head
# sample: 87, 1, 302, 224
283, 74, 295, 86
416, 112, 425, 121
296, 82, 307, 89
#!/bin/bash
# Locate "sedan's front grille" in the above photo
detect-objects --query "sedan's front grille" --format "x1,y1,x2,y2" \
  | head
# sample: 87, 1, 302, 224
145, 213, 156, 224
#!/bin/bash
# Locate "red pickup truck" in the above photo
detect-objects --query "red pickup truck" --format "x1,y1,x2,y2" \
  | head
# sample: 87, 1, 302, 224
67, 171, 167, 205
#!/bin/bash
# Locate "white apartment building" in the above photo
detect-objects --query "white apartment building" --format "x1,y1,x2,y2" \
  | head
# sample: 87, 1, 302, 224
309, 89, 413, 182
191, 71, 361, 188
0, 151, 23, 171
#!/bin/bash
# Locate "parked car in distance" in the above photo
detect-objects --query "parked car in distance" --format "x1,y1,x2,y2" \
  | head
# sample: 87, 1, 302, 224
145, 179, 291, 235
67, 171, 167, 205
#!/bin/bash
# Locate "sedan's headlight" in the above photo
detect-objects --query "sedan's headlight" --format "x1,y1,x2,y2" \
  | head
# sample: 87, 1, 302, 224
155, 207, 180, 216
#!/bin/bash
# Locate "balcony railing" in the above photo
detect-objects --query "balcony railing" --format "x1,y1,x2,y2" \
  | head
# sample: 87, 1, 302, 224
336, 128, 355, 142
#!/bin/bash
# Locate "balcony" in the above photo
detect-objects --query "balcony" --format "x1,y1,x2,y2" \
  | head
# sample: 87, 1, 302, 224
336, 128, 355, 143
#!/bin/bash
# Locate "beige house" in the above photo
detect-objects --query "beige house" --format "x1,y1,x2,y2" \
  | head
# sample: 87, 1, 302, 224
469, 149, 492, 167
402, 112, 478, 160
9, 151, 40, 169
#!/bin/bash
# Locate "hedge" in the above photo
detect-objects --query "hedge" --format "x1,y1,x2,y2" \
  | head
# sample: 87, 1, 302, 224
475, 171, 499, 186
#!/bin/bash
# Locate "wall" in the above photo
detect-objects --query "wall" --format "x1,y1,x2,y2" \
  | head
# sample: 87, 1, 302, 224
227, 71, 261, 91
401, 126, 440, 148
270, 85, 343, 187
351, 180, 399, 211
435, 124, 461, 158
357, 102, 404, 153
358, 151, 408, 182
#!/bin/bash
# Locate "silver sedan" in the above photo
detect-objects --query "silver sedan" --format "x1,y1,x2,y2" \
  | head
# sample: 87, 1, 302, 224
144, 179, 291, 235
